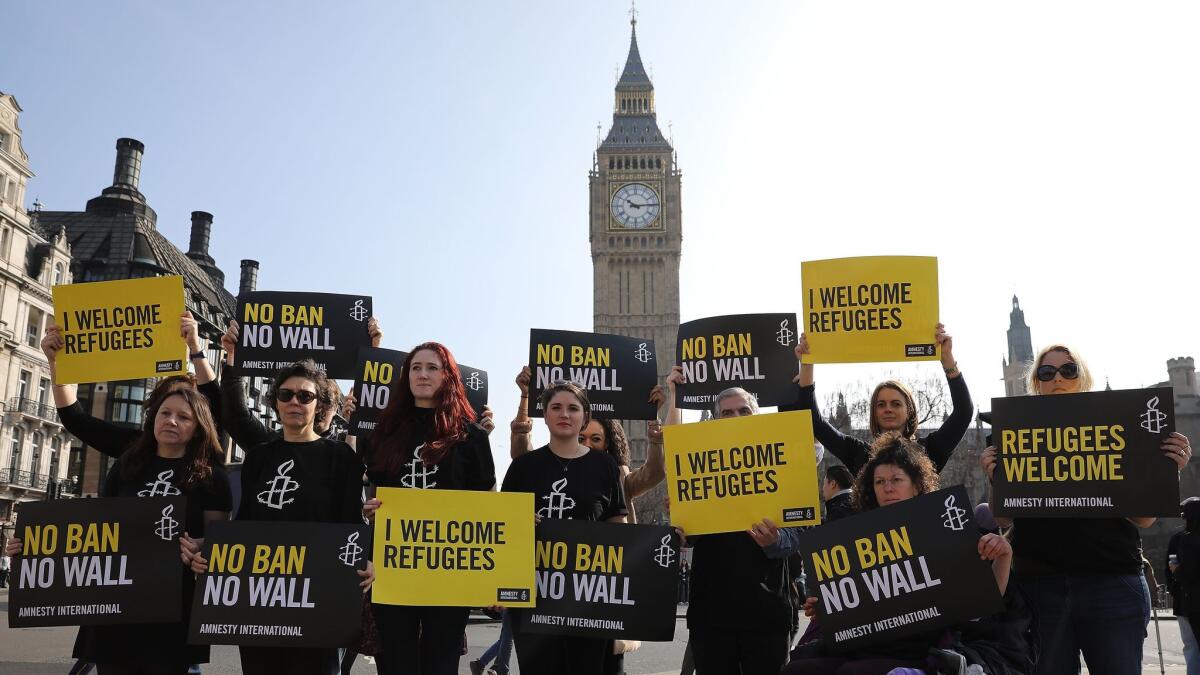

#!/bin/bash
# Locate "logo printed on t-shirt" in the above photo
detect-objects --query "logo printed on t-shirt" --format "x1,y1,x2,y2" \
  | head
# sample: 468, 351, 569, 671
258, 459, 300, 510
538, 477, 576, 519
138, 469, 182, 497
400, 445, 439, 489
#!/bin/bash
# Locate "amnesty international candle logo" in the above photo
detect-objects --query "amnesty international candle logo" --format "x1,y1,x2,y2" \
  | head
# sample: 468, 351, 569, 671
258, 460, 300, 510
138, 470, 181, 497
155, 504, 180, 541
348, 299, 369, 322
1142, 396, 1168, 434
775, 318, 795, 347
653, 534, 676, 568
371, 489, 535, 608
539, 478, 576, 519
940, 495, 967, 531
464, 371, 484, 391
401, 450, 439, 489
634, 342, 654, 364
9, 497, 185, 628
338, 532, 363, 567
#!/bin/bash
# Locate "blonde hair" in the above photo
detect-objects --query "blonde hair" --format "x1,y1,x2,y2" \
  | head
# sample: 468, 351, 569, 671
1027, 344, 1093, 394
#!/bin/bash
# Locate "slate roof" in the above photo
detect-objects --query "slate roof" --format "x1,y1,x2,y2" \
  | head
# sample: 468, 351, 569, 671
616, 22, 652, 90
600, 21, 673, 152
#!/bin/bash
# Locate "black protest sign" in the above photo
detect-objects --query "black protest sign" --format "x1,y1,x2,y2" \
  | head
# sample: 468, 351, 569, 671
799, 486, 1003, 654
675, 313, 799, 409
188, 520, 368, 647
991, 387, 1179, 518
458, 362, 489, 417
348, 347, 408, 438
528, 329, 658, 420
521, 520, 680, 641
9, 496, 186, 627
235, 291, 373, 379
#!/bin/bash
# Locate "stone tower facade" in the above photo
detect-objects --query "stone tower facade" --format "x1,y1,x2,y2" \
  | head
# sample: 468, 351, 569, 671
589, 16, 681, 521
1002, 295, 1034, 396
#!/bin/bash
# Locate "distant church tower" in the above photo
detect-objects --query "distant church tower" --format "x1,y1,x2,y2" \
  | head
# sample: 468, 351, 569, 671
590, 13, 681, 473
1002, 296, 1034, 396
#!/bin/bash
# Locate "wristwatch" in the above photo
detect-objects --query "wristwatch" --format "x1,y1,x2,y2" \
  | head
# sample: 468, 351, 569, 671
190, 352, 207, 361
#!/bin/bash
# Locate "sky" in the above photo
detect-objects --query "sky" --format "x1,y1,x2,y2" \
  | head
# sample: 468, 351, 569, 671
4, 1, 1199, 477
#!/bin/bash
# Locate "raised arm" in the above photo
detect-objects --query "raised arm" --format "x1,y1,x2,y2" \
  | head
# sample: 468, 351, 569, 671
220, 320, 274, 451
510, 367, 534, 459
920, 324, 974, 471
663, 367, 684, 426
181, 311, 216, 385
625, 415, 667, 501
43, 325, 137, 457
780, 334, 869, 474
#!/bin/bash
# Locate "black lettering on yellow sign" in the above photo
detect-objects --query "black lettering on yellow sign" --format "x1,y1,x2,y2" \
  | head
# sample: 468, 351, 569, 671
806, 283, 912, 333
379, 518, 506, 572
672, 442, 788, 501
60, 303, 163, 355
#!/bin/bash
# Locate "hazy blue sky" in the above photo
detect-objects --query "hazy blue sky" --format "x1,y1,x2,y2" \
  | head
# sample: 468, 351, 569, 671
5, 1, 1199, 475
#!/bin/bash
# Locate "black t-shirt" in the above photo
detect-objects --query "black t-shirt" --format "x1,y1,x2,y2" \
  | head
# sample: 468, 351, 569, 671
101, 454, 233, 537
1012, 516, 1143, 575
686, 531, 792, 632
501, 446, 628, 521
237, 437, 365, 525
365, 407, 495, 491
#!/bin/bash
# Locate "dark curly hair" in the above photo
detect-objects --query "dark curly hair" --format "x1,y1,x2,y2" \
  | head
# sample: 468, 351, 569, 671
854, 431, 938, 512
268, 359, 334, 428
584, 419, 630, 467
120, 387, 222, 490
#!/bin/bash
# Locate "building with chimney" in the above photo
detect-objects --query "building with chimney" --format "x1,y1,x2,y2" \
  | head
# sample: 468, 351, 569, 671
30, 138, 270, 496
0, 93, 76, 520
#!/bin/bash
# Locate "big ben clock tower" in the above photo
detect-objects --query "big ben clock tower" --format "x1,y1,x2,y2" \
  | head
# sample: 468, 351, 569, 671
590, 13, 681, 518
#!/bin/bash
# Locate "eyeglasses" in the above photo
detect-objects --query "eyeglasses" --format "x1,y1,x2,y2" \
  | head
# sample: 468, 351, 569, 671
276, 388, 318, 404
1036, 362, 1079, 382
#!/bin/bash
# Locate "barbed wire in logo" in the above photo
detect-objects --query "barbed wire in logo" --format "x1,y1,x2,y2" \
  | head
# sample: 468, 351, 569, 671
138, 470, 182, 497
1141, 396, 1168, 434
634, 342, 654, 364
776, 319, 795, 347
653, 533, 676, 568
464, 371, 484, 392
339, 531, 364, 566
941, 494, 967, 531
538, 478, 576, 519
349, 299, 369, 322
155, 504, 180, 541
258, 459, 300, 510
401, 449, 439, 489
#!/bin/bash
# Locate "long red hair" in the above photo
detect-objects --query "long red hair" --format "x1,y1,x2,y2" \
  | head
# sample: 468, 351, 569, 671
370, 342, 476, 472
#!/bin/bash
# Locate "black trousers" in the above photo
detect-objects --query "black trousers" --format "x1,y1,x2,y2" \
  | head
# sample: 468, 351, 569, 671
372, 604, 470, 675
513, 631, 608, 675
688, 626, 790, 675
239, 646, 339, 675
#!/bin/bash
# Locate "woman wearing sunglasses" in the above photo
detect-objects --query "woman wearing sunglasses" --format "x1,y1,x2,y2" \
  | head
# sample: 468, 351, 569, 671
787, 324, 971, 475
358, 342, 496, 675
191, 359, 373, 675
981, 344, 1192, 674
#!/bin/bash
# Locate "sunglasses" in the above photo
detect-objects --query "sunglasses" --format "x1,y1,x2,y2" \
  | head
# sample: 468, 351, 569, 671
1036, 362, 1079, 382
276, 388, 318, 404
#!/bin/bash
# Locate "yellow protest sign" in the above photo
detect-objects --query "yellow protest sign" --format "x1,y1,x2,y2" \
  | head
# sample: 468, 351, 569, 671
664, 410, 821, 536
52, 276, 187, 384
801, 256, 939, 364
372, 488, 536, 607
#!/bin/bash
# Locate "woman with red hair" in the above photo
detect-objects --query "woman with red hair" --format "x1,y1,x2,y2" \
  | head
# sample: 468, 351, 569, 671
361, 342, 496, 675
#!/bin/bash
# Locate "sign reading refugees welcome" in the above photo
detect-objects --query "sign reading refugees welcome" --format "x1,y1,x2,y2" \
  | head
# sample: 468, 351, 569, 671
801, 256, 939, 364
188, 521, 368, 647
522, 520, 680, 641
9, 497, 186, 627
798, 487, 1004, 653
991, 387, 1179, 517
528, 329, 658, 420
52, 275, 187, 384
235, 291, 373, 379
372, 488, 535, 607
675, 313, 799, 409
663, 410, 821, 535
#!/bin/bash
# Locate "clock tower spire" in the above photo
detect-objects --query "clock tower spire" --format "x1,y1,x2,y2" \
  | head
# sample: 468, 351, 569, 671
590, 12, 681, 520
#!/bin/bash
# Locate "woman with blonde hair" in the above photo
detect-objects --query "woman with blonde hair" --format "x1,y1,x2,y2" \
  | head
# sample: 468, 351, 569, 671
982, 343, 1192, 674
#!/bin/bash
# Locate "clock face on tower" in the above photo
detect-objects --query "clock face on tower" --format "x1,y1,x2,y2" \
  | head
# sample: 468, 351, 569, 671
610, 183, 661, 229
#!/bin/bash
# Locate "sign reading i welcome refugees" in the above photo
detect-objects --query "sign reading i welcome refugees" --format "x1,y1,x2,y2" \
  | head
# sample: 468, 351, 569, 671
991, 387, 1179, 518
52, 275, 187, 384
801, 256, 939, 364
675, 313, 799, 409
9, 496, 186, 627
663, 410, 821, 535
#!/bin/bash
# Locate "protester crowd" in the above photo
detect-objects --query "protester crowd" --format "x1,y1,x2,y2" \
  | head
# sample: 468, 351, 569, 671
3, 306, 1194, 675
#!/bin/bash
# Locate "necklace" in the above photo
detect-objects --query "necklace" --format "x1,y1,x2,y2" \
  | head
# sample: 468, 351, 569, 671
550, 446, 586, 473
